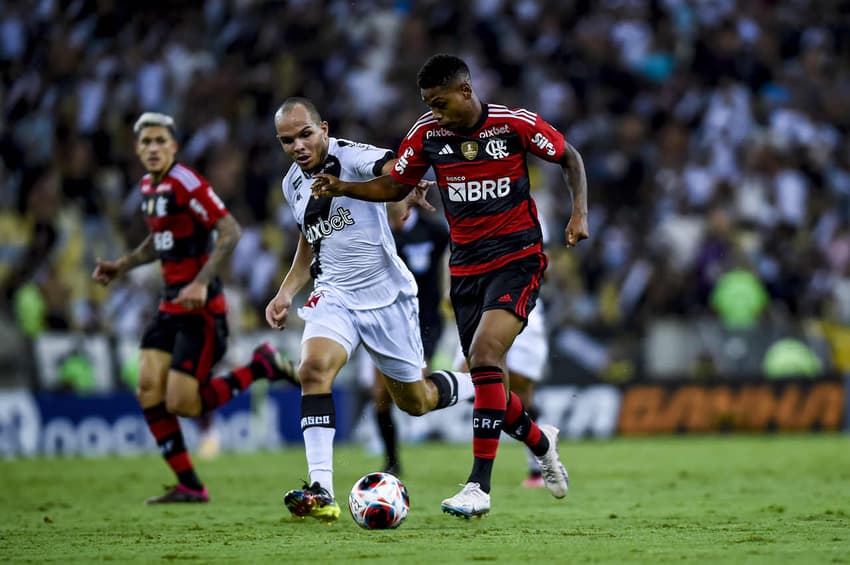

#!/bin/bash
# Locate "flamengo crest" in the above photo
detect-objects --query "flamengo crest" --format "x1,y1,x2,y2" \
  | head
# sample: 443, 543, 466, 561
485, 138, 509, 159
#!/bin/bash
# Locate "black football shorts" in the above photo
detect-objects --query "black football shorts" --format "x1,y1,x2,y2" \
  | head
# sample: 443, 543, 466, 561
450, 252, 547, 359
140, 311, 228, 382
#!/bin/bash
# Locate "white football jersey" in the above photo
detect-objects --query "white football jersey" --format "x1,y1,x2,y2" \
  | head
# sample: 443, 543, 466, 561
281, 137, 417, 309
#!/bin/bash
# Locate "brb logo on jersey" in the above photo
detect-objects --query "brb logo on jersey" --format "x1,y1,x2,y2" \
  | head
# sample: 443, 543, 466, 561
304, 207, 355, 243
447, 177, 511, 202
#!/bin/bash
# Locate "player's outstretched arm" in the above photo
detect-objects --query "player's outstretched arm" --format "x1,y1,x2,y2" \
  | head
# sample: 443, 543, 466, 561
380, 158, 436, 214
266, 233, 312, 331
311, 174, 412, 202
92, 234, 156, 285
561, 142, 589, 248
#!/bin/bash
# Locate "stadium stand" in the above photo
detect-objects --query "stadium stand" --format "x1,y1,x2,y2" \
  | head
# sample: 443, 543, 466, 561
1, 0, 849, 389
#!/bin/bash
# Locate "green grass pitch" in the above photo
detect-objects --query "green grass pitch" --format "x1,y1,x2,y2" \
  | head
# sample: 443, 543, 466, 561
2, 435, 849, 564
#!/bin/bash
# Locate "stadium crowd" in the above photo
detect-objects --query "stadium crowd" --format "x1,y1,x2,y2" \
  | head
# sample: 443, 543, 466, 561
2, 0, 850, 387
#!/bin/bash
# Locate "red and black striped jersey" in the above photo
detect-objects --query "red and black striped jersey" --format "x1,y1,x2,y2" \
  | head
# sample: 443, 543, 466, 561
390, 103, 567, 276
139, 163, 229, 314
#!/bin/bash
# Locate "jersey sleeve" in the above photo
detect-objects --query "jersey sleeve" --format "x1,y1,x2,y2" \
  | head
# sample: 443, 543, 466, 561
345, 142, 395, 180
518, 111, 568, 164
280, 169, 295, 204
389, 132, 430, 186
180, 181, 229, 229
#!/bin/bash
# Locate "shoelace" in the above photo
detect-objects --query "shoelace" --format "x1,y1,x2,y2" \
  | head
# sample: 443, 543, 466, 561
541, 464, 562, 484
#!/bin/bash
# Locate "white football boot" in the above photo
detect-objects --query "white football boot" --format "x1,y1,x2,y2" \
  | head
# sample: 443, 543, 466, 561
535, 424, 569, 498
441, 482, 491, 518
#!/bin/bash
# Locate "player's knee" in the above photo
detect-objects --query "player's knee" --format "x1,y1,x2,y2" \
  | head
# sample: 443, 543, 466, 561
165, 394, 198, 418
136, 375, 162, 405
468, 338, 506, 367
468, 351, 502, 370
297, 358, 335, 389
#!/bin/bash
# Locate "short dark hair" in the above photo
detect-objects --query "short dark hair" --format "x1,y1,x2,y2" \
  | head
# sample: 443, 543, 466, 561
277, 97, 323, 124
417, 54, 471, 89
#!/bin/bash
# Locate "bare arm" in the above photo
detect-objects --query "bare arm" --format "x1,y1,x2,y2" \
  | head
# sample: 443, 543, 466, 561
173, 213, 241, 310
312, 173, 413, 202
193, 214, 242, 286
561, 142, 590, 247
279, 233, 313, 299
265, 233, 313, 330
92, 234, 156, 285
124, 234, 158, 270
379, 158, 437, 220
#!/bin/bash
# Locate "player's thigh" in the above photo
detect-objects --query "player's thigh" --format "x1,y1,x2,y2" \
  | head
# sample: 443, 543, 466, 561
470, 254, 547, 364
138, 312, 177, 404
480, 254, 546, 322
373, 370, 394, 409
165, 368, 201, 416
299, 337, 349, 393
298, 295, 360, 392
358, 296, 424, 385
468, 308, 524, 368
449, 274, 483, 360
138, 348, 171, 405
170, 313, 228, 383
299, 291, 359, 362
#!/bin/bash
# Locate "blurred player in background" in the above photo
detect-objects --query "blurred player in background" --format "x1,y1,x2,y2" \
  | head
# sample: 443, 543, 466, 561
361, 197, 450, 476
312, 53, 589, 517
93, 112, 296, 504
196, 413, 220, 460
265, 98, 473, 522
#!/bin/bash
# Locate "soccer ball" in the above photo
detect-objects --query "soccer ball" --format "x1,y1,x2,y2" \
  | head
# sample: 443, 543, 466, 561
348, 472, 410, 529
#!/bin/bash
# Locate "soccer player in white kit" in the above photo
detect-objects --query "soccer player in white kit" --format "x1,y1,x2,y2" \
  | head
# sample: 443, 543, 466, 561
265, 98, 473, 522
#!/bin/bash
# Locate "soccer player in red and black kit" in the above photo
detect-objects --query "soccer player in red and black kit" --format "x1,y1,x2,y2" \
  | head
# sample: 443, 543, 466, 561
313, 54, 589, 517
93, 112, 297, 504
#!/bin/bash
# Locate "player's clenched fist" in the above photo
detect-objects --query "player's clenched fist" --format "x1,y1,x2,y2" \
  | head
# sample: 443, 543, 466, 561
265, 292, 293, 330
92, 257, 126, 285
565, 214, 589, 248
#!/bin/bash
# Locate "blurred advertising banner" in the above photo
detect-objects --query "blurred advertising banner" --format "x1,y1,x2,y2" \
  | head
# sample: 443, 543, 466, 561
2, 379, 846, 458
617, 378, 846, 435
351, 385, 623, 445
352, 378, 848, 445
0, 386, 352, 458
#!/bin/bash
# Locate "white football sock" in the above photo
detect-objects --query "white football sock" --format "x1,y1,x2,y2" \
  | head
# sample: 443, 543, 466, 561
452, 370, 475, 403
304, 426, 336, 497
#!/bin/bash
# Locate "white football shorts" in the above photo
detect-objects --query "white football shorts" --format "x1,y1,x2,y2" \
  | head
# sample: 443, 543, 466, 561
299, 289, 425, 383
453, 302, 548, 382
